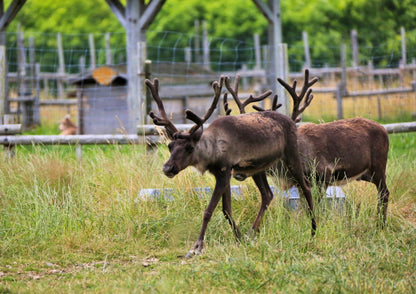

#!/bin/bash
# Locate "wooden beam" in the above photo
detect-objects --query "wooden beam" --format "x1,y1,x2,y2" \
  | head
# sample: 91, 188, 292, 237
0, 134, 144, 145
0, 45, 4, 121
0, 0, 26, 31
138, 0, 166, 30
252, 0, 273, 22
105, 0, 126, 28
0, 124, 21, 135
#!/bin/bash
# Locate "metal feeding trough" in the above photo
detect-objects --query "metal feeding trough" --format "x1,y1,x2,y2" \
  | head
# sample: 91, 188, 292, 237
136, 185, 346, 209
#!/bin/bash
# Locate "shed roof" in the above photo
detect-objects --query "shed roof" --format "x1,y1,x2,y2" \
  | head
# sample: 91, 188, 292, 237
69, 62, 218, 86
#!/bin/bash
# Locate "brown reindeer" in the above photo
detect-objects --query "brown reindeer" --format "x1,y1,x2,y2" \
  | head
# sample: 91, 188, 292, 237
276, 70, 390, 225
59, 115, 77, 135
145, 77, 316, 257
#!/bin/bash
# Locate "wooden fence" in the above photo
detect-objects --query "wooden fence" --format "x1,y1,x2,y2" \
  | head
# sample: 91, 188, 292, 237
2, 121, 416, 146
2, 27, 416, 127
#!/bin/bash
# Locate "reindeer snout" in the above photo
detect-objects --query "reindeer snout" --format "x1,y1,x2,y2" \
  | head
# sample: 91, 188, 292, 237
163, 164, 177, 178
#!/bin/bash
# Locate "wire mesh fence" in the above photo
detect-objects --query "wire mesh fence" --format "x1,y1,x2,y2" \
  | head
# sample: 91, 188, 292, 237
2, 29, 416, 134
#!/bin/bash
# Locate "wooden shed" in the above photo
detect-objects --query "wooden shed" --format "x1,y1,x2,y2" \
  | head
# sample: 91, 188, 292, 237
70, 66, 132, 134
70, 63, 220, 134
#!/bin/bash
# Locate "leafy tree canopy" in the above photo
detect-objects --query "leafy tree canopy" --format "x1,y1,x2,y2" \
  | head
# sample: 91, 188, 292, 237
4, 0, 416, 69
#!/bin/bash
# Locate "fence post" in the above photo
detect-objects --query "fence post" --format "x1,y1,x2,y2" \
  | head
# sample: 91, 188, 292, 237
277, 43, 289, 115
302, 31, 311, 69
105, 33, 112, 65
144, 59, 152, 123
194, 20, 201, 63
413, 73, 416, 119
336, 44, 347, 119
33, 63, 40, 125
57, 33, 65, 99
351, 29, 359, 90
401, 26, 406, 66
254, 33, 261, 70
89, 33, 96, 70
0, 45, 5, 123
202, 20, 210, 70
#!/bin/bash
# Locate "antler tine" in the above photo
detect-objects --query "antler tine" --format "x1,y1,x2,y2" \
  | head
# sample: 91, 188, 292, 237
242, 90, 273, 110
186, 76, 224, 134
224, 75, 245, 113
223, 92, 232, 115
252, 94, 282, 112
145, 78, 179, 139
277, 69, 319, 122
225, 75, 272, 114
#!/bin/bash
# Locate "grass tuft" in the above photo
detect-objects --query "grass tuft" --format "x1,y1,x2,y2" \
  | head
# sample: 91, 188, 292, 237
0, 133, 415, 292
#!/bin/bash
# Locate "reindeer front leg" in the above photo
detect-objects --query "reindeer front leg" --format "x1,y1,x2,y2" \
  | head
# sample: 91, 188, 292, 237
185, 168, 232, 258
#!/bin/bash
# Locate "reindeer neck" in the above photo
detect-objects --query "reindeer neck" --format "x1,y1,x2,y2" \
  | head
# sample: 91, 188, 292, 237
192, 134, 218, 174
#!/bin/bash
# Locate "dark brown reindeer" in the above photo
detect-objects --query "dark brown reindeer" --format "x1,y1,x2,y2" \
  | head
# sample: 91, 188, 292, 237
145, 77, 316, 257
275, 70, 390, 225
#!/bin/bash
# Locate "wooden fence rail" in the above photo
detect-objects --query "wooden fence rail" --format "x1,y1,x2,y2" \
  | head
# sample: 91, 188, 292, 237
1, 122, 415, 148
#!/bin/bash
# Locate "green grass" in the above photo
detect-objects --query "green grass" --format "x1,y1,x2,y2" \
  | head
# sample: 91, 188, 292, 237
0, 133, 415, 293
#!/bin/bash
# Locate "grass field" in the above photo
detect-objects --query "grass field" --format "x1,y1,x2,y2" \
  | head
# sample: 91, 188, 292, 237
0, 130, 415, 293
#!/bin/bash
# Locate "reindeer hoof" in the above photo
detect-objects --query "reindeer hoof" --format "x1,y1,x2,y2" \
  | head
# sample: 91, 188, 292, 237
234, 174, 247, 181
185, 248, 203, 259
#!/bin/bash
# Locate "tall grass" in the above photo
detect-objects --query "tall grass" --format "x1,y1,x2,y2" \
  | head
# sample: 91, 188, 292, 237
0, 133, 415, 293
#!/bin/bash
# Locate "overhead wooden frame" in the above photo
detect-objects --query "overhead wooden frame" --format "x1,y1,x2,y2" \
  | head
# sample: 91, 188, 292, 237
0, 0, 286, 127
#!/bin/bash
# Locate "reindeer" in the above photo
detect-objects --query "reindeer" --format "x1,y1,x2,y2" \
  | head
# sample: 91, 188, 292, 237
275, 70, 390, 225
145, 77, 316, 257
59, 114, 77, 135
225, 69, 390, 226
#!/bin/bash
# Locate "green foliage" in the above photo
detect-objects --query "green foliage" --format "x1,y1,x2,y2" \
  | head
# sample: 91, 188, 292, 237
6, 0, 416, 71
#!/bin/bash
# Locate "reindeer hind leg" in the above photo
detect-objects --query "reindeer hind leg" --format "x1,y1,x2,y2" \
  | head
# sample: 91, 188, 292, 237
222, 187, 242, 241
250, 172, 274, 237
284, 150, 317, 236
363, 170, 389, 227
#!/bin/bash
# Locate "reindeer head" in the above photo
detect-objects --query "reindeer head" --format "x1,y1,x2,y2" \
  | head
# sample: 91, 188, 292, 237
145, 77, 224, 178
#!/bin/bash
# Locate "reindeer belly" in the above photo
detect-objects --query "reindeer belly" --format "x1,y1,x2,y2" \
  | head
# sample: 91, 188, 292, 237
232, 152, 283, 179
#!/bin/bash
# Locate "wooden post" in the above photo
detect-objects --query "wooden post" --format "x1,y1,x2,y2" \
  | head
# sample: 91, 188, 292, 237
194, 20, 201, 63
351, 29, 359, 90
254, 33, 261, 70
351, 29, 359, 68
401, 26, 406, 66
412, 58, 416, 82
202, 20, 210, 70
367, 60, 374, 89
33, 63, 40, 125
337, 44, 347, 120
105, 33, 112, 65
17, 25, 26, 98
57, 33, 65, 99
252, 0, 284, 113
277, 43, 289, 115
124, 0, 166, 133
0, 45, 5, 123
185, 47, 191, 65
413, 68, 416, 119
302, 31, 311, 69
126, 0, 143, 133
144, 59, 152, 123
89, 33, 96, 70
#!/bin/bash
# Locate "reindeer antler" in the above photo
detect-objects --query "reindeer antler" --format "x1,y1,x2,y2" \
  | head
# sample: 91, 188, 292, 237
145, 78, 179, 139
223, 75, 273, 114
185, 76, 225, 135
277, 69, 319, 123
251, 94, 282, 112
